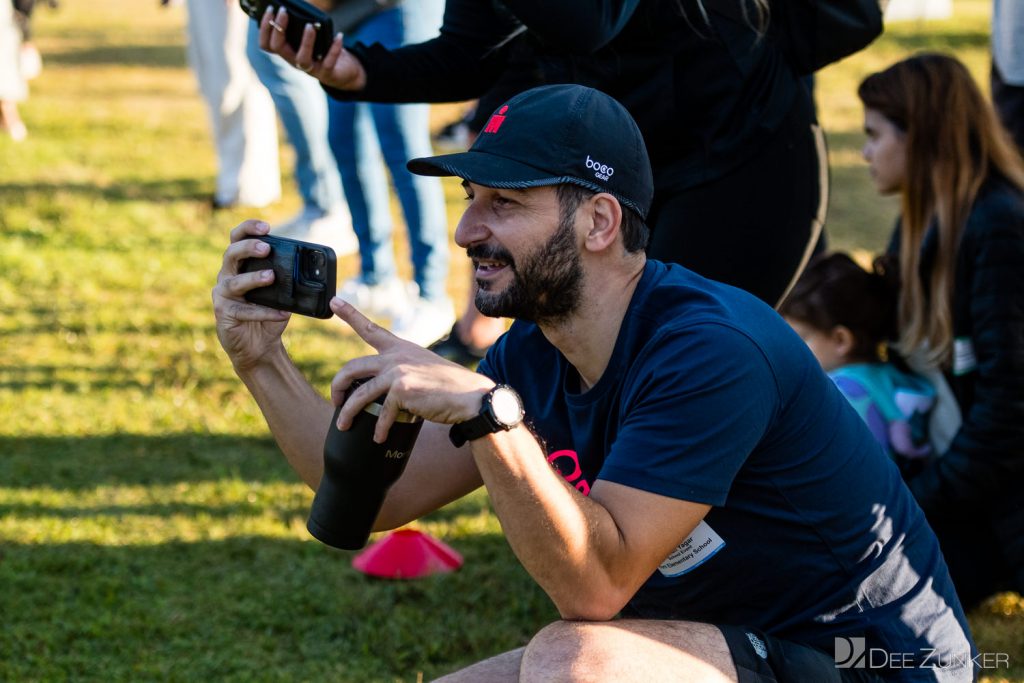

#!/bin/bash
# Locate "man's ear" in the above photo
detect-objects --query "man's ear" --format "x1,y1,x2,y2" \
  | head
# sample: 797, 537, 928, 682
583, 193, 623, 253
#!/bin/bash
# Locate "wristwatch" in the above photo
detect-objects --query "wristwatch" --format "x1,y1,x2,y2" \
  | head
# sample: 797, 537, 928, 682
449, 384, 525, 448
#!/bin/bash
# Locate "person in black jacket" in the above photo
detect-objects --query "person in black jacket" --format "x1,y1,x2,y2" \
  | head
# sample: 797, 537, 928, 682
257, 0, 827, 312
859, 53, 1024, 609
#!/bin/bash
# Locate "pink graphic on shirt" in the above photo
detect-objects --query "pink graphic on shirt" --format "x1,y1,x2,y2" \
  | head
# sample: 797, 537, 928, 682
547, 449, 591, 496
483, 106, 509, 134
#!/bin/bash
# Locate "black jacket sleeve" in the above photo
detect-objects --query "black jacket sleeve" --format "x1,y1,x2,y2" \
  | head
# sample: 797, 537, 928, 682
908, 192, 1024, 516
325, 0, 520, 104
325, 0, 643, 104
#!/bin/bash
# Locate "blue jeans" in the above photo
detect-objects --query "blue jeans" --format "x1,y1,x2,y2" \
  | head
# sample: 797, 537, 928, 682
246, 22, 344, 213
326, 1, 448, 301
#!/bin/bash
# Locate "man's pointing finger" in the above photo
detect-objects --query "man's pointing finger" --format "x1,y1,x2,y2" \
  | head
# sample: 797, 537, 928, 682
330, 297, 398, 351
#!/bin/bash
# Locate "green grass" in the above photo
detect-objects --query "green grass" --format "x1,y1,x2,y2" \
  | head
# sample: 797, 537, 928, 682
0, 0, 1021, 680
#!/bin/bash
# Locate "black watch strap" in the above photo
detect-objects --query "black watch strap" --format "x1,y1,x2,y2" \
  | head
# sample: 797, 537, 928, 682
449, 385, 523, 448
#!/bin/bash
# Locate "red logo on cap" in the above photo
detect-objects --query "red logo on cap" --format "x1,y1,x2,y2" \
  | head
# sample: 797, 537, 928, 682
483, 106, 509, 134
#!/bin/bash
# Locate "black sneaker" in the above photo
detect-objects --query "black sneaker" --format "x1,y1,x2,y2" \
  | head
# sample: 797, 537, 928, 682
428, 324, 488, 369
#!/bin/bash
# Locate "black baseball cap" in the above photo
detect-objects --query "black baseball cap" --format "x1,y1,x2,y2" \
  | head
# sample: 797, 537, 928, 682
407, 85, 654, 219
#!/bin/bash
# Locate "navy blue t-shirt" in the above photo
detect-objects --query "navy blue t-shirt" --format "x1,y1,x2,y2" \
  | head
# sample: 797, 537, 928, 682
479, 261, 975, 682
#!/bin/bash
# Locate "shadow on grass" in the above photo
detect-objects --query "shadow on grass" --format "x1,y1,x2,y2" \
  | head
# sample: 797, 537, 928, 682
0, 534, 556, 682
0, 364, 220, 393
0, 434, 293, 490
0, 500, 274, 519
0, 178, 211, 208
44, 44, 186, 69
0, 359, 343, 397
0, 318, 219, 338
884, 30, 990, 54
827, 130, 870, 153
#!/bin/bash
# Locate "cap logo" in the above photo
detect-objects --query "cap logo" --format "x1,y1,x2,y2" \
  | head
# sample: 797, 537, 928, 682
483, 105, 509, 134
585, 155, 614, 182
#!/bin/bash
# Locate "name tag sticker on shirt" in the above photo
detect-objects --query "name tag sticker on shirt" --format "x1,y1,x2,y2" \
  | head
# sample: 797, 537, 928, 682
953, 337, 977, 376
658, 521, 726, 577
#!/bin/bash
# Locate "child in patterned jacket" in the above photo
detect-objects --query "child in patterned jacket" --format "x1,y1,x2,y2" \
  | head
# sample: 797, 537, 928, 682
781, 253, 935, 476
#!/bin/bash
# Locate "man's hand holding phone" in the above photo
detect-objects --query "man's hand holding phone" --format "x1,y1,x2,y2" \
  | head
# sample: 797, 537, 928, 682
213, 220, 295, 373
256, 4, 368, 91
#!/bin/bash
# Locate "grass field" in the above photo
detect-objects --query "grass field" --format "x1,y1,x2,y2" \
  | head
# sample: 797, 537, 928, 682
0, 0, 1021, 680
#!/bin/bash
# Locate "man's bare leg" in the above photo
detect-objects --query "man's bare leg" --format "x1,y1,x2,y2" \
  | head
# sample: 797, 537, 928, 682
520, 620, 738, 683
432, 647, 524, 682
433, 620, 737, 682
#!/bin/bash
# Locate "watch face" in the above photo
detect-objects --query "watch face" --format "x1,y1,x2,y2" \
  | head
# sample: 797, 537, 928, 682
490, 387, 523, 426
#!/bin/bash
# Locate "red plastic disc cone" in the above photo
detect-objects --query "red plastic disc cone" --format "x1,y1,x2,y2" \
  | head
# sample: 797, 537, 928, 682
352, 529, 464, 579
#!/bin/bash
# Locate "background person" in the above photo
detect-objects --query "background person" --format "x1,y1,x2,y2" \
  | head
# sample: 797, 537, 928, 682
245, 18, 355, 253
0, 0, 28, 141
178, 0, 281, 210
12, 0, 53, 81
779, 252, 936, 476
328, 0, 454, 347
214, 85, 974, 682
858, 52, 1024, 609
992, 0, 1024, 153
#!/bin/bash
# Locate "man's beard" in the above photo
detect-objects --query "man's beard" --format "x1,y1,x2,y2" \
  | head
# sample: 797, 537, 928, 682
469, 212, 584, 325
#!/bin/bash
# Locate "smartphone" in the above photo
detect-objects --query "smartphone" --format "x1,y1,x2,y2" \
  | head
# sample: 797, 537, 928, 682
239, 0, 336, 61
239, 234, 337, 319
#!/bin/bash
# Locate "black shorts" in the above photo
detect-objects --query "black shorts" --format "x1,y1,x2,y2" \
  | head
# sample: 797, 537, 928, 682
719, 625, 885, 683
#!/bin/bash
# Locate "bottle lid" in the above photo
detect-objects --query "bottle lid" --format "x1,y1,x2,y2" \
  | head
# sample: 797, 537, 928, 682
362, 399, 422, 424
349, 378, 422, 423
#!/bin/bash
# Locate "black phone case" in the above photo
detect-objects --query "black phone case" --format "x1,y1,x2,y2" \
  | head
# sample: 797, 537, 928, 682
239, 0, 335, 61
240, 235, 337, 319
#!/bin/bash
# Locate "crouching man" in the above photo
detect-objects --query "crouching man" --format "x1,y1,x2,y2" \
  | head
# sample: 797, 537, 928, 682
213, 85, 975, 682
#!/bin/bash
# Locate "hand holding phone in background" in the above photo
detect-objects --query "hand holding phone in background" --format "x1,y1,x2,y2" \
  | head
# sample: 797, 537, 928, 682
240, 0, 335, 61
249, 0, 368, 91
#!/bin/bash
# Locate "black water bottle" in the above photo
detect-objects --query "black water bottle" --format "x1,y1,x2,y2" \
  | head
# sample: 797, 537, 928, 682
306, 394, 424, 550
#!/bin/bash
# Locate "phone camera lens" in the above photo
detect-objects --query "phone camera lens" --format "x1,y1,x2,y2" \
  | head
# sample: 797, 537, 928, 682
299, 248, 327, 283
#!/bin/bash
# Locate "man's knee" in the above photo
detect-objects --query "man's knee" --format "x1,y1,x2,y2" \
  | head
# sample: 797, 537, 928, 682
521, 621, 593, 676
520, 620, 736, 682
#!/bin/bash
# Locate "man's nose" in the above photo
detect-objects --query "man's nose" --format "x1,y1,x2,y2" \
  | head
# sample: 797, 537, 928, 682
454, 212, 491, 248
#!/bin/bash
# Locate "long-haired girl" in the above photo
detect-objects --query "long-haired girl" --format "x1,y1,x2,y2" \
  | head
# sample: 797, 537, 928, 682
858, 53, 1024, 608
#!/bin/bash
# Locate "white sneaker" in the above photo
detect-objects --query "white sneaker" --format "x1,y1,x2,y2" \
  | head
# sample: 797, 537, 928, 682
5, 120, 27, 142
273, 206, 359, 257
337, 276, 414, 321
391, 295, 456, 347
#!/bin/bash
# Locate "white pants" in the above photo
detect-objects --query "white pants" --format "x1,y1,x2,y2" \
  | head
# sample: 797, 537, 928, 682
185, 0, 280, 207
